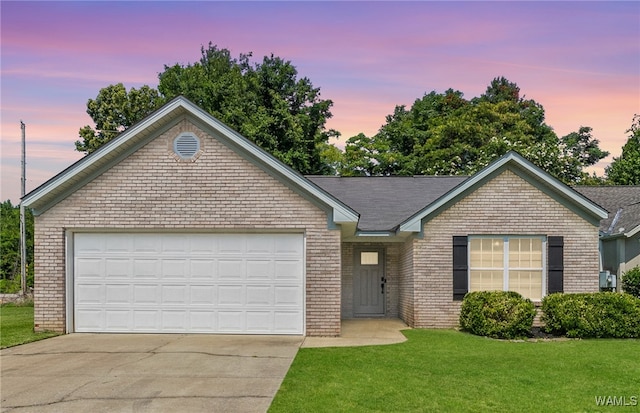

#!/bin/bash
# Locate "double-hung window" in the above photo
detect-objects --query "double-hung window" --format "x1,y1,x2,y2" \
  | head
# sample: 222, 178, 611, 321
469, 236, 545, 301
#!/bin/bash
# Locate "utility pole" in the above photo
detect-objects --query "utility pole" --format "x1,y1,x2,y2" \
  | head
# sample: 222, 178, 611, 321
20, 121, 27, 297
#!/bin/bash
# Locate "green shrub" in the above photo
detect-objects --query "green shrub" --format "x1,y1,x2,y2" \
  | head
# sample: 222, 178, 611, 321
459, 291, 536, 339
542, 292, 640, 338
621, 266, 640, 298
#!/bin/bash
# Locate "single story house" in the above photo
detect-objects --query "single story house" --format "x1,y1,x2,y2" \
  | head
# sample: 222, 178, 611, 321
22, 97, 610, 337
574, 186, 640, 285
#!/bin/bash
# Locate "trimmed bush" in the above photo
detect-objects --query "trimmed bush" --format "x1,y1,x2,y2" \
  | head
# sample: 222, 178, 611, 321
621, 266, 640, 298
459, 291, 536, 339
542, 292, 640, 338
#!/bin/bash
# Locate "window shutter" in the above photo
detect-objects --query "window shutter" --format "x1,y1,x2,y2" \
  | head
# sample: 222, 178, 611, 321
453, 236, 468, 300
547, 236, 564, 294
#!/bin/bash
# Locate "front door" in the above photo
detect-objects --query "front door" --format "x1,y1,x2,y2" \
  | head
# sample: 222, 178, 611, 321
353, 248, 385, 316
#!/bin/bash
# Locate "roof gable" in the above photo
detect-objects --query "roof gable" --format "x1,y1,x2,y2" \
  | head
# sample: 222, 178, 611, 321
399, 151, 608, 233
22, 97, 358, 226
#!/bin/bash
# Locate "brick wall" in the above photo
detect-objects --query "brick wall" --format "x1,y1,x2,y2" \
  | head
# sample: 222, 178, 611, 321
413, 170, 600, 328
33, 119, 342, 336
398, 238, 414, 326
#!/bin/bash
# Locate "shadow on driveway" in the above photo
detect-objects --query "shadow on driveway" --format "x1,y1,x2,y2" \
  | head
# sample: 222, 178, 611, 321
1, 334, 302, 413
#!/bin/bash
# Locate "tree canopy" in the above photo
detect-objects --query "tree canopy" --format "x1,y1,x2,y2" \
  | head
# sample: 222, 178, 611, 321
605, 115, 640, 185
339, 77, 609, 185
76, 44, 337, 175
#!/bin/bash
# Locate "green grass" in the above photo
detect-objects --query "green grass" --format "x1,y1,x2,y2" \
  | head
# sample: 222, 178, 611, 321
0, 302, 59, 348
270, 329, 640, 412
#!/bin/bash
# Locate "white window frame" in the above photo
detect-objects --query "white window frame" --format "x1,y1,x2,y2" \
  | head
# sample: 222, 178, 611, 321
468, 235, 547, 301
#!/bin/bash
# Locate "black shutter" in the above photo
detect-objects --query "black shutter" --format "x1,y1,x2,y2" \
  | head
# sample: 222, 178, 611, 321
453, 236, 468, 300
548, 236, 564, 294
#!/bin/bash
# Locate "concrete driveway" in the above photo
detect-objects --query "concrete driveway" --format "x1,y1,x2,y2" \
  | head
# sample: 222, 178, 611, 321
1, 333, 302, 413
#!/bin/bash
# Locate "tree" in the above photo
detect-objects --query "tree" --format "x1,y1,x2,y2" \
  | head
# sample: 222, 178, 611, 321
78, 45, 336, 175
0, 200, 34, 293
158, 45, 337, 174
606, 115, 640, 185
76, 84, 164, 154
341, 77, 609, 184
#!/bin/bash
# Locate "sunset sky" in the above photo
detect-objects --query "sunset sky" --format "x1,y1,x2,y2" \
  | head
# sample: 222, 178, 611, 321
1, 1, 639, 204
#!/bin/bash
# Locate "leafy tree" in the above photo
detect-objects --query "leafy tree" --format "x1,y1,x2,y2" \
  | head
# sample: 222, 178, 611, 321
78, 44, 337, 174
606, 115, 640, 185
159, 44, 337, 174
341, 77, 609, 184
0, 200, 34, 293
76, 84, 164, 154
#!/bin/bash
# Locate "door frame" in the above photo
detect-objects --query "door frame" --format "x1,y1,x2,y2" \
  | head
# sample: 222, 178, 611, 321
353, 246, 386, 317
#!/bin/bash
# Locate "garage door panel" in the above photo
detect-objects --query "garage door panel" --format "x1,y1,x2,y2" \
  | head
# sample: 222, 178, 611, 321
274, 312, 303, 333
218, 260, 245, 279
76, 258, 104, 278
246, 311, 272, 331
190, 260, 216, 278
133, 285, 160, 305
246, 286, 272, 305
246, 260, 273, 279
76, 284, 103, 304
218, 285, 243, 306
218, 311, 244, 332
190, 285, 216, 305
275, 260, 303, 279
161, 259, 188, 279
74, 233, 304, 334
105, 310, 131, 330
105, 258, 131, 278
274, 286, 303, 306
105, 284, 130, 304
133, 259, 160, 278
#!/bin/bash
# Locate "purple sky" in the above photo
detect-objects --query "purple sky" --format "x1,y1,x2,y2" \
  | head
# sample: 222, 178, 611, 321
2, 1, 639, 204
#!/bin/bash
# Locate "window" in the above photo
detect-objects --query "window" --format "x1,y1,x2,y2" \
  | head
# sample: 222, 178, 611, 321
360, 252, 379, 265
469, 236, 544, 301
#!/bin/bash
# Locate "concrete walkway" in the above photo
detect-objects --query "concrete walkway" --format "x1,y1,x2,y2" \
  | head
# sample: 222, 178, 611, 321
302, 318, 410, 348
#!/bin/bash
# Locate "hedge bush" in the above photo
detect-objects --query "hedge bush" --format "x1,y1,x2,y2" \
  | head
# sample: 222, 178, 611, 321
542, 292, 640, 338
621, 266, 640, 298
459, 291, 536, 339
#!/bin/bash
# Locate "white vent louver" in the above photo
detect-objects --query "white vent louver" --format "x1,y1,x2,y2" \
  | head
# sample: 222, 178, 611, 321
173, 133, 200, 159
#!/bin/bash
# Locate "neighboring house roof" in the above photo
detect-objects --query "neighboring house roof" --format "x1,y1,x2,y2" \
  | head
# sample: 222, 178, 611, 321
574, 186, 640, 238
21, 96, 359, 227
306, 176, 468, 232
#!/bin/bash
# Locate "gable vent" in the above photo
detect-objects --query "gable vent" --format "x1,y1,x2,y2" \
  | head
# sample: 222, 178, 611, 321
173, 133, 200, 159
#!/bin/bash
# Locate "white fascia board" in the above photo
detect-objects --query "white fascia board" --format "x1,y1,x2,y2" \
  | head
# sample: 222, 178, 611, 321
177, 99, 359, 225
399, 151, 608, 233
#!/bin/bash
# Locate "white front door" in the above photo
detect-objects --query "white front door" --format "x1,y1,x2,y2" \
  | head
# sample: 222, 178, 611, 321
73, 232, 304, 334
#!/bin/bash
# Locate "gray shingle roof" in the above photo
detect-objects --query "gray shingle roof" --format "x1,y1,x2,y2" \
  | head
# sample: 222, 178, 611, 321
306, 176, 468, 231
574, 186, 640, 235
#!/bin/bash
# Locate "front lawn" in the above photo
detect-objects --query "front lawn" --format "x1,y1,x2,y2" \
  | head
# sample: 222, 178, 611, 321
0, 303, 59, 348
270, 329, 640, 412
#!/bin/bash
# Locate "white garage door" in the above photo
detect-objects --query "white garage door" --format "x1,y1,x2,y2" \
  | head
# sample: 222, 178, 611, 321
73, 233, 304, 334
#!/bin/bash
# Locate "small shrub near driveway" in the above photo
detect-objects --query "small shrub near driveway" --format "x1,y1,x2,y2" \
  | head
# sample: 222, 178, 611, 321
621, 266, 640, 298
459, 291, 536, 339
542, 292, 640, 338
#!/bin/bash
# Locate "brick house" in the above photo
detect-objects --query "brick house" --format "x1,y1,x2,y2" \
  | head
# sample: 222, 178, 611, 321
22, 97, 608, 336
